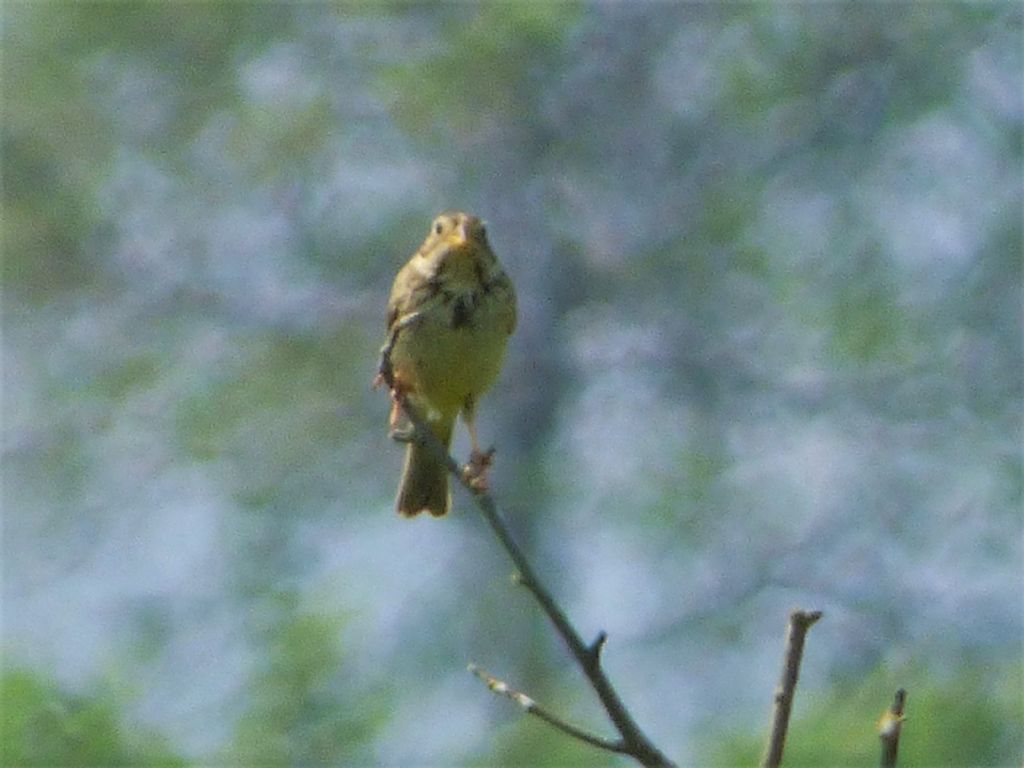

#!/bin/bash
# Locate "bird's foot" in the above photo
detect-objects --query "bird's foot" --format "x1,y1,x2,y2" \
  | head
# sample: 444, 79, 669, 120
384, 377, 414, 430
462, 447, 496, 492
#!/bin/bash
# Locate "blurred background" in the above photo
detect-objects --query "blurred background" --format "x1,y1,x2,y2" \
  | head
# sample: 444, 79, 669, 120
3, 3, 1022, 766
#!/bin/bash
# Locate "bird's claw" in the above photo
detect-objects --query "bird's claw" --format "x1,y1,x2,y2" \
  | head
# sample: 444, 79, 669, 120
381, 375, 414, 430
462, 447, 496, 492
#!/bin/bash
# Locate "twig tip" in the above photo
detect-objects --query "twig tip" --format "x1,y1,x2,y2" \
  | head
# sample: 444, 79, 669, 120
584, 630, 609, 665
790, 608, 823, 628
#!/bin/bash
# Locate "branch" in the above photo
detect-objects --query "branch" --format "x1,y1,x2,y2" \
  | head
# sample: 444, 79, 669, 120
878, 688, 907, 768
760, 608, 823, 768
376, 346, 675, 768
468, 663, 631, 756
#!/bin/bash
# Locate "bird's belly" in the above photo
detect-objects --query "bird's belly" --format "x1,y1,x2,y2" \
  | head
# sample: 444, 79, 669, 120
390, 312, 509, 417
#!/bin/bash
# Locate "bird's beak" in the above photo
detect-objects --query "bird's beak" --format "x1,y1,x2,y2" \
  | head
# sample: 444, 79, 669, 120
449, 222, 469, 247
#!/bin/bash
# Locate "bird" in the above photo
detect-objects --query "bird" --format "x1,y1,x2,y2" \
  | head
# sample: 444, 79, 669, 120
379, 211, 516, 517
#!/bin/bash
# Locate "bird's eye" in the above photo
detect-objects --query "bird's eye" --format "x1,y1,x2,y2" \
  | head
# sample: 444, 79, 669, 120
434, 221, 444, 235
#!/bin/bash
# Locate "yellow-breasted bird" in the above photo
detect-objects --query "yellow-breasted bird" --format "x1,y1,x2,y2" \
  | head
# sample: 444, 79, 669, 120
381, 211, 516, 517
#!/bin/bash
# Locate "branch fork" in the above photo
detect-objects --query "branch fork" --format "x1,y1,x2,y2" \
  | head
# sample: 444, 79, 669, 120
376, 340, 676, 768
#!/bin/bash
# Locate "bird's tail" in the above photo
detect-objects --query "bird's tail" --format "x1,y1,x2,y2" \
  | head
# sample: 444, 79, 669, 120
396, 417, 453, 517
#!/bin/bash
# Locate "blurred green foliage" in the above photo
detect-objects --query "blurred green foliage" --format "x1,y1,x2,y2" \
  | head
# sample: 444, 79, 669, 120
223, 594, 385, 765
1, 669, 185, 767
476, 716, 622, 768
384, 2, 580, 143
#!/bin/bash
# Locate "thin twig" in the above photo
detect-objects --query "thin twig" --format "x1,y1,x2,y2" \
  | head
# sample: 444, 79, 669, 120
377, 348, 675, 768
472, 485, 674, 768
878, 688, 907, 768
468, 663, 631, 756
760, 608, 823, 768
